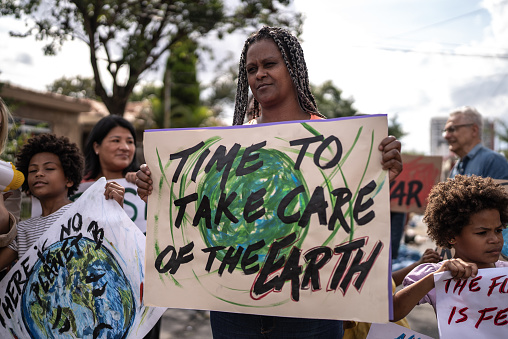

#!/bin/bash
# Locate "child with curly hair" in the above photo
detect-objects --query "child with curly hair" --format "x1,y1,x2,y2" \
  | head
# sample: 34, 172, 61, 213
392, 174, 508, 321
0, 133, 125, 270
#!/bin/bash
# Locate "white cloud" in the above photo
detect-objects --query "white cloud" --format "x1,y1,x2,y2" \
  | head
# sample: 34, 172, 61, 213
295, 0, 508, 154
0, 17, 93, 91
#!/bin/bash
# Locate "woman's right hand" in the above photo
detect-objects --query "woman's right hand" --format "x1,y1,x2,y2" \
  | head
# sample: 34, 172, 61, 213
136, 164, 153, 203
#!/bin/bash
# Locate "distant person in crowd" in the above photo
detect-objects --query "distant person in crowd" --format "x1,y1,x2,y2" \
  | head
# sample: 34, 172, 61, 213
392, 175, 508, 321
0, 98, 19, 248
0, 134, 125, 271
390, 211, 406, 259
443, 106, 508, 262
443, 106, 508, 179
137, 26, 403, 339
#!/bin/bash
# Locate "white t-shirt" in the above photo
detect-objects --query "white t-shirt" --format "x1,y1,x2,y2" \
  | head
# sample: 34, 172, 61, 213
9, 203, 71, 258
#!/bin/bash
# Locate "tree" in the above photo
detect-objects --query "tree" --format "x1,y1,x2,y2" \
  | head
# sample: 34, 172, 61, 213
163, 37, 218, 128
1, 0, 302, 116
387, 114, 406, 141
311, 81, 406, 140
46, 76, 98, 100
496, 118, 508, 159
311, 80, 357, 118
201, 57, 238, 120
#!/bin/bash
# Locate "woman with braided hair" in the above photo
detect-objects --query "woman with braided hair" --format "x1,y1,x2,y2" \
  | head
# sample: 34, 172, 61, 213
231, 26, 401, 183
233, 26, 325, 125
136, 26, 402, 338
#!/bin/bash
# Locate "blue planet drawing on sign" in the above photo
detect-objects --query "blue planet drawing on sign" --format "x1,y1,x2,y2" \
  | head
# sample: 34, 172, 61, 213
21, 236, 135, 338
197, 148, 309, 265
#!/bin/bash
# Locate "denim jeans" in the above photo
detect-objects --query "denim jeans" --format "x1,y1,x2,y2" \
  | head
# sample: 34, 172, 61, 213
210, 311, 343, 339
390, 212, 407, 259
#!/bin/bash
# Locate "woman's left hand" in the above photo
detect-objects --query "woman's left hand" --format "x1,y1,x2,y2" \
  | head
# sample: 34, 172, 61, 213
104, 181, 125, 207
125, 172, 137, 184
378, 136, 402, 182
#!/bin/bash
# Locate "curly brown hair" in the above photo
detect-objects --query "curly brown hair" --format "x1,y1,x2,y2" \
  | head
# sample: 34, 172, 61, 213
16, 134, 84, 196
423, 175, 508, 248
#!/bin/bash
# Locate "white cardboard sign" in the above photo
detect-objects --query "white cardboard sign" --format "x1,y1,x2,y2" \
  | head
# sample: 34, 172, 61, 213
143, 115, 392, 323
435, 267, 508, 338
0, 178, 164, 338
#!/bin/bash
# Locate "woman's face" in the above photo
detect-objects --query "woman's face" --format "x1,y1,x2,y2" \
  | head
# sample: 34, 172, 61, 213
246, 39, 296, 109
93, 126, 135, 175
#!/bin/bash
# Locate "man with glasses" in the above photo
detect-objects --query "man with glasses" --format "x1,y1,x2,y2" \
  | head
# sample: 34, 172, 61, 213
443, 106, 508, 179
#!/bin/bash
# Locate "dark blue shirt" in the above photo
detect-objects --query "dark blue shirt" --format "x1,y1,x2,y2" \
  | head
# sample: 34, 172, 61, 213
449, 143, 508, 179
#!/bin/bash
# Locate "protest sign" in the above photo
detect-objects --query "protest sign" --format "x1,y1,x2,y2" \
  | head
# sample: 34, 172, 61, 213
389, 154, 442, 214
366, 322, 433, 339
0, 178, 164, 338
32, 178, 147, 233
143, 115, 392, 322
435, 267, 508, 338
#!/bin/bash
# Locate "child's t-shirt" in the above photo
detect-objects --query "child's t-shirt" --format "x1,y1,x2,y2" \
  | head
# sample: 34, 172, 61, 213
8, 203, 72, 258
402, 260, 508, 311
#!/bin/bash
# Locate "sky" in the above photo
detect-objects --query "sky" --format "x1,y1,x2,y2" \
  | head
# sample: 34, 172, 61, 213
1, 0, 507, 155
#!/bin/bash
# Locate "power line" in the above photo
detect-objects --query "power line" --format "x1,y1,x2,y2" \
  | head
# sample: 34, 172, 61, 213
375, 3, 508, 59
387, 7, 487, 39
368, 45, 508, 59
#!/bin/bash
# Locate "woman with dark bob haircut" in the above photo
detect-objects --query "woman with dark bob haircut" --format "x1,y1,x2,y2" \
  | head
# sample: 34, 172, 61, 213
84, 115, 139, 182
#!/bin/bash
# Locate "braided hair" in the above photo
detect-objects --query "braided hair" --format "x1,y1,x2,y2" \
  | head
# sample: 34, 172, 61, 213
232, 26, 325, 126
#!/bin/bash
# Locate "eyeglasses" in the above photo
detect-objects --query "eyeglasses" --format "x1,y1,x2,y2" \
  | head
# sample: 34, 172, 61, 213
442, 124, 473, 134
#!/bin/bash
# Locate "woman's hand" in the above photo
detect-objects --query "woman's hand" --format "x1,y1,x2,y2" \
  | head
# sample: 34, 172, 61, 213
125, 172, 137, 184
104, 181, 125, 208
437, 258, 478, 281
136, 164, 153, 203
378, 136, 402, 182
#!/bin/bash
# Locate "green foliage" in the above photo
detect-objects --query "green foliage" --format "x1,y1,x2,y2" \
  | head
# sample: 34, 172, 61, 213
202, 61, 238, 118
310, 80, 406, 140
129, 83, 162, 102
164, 37, 214, 128
130, 38, 217, 128
311, 80, 357, 118
496, 118, 508, 158
2, 0, 302, 116
130, 82, 164, 126
167, 38, 200, 108
387, 114, 406, 140
0, 121, 46, 163
46, 76, 98, 100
